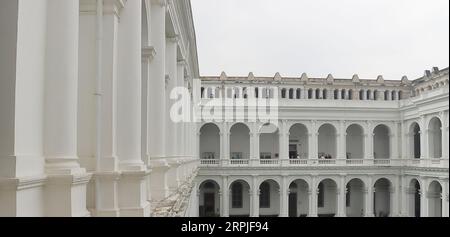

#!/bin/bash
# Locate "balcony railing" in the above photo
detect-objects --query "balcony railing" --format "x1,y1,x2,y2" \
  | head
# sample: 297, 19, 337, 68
199, 158, 449, 169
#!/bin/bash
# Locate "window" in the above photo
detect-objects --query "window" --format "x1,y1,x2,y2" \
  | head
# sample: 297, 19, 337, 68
260, 182, 271, 208
201, 87, 205, 98
296, 89, 301, 99
318, 183, 325, 208
255, 88, 259, 98
260, 153, 272, 159
231, 183, 243, 208
289, 89, 294, 99
281, 89, 287, 98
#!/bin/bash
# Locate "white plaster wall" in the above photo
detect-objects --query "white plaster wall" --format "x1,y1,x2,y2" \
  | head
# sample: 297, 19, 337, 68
78, 13, 97, 171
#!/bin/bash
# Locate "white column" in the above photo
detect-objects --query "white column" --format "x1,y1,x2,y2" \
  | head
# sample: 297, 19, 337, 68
222, 176, 229, 217
337, 121, 346, 160
148, 0, 168, 203
44, 0, 91, 217
310, 176, 318, 217
442, 112, 449, 159
148, 0, 166, 161
337, 175, 346, 217
166, 37, 178, 158
365, 131, 374, 160
443, 179, 449, 217
280, 176, 289, 217
309, 132, 318, 160
420, 178, 429, 217
390, 127, 399, 160
116, 0, 150, 217
365, 177, 374, 217
420, 116, 427, 159
251, 176, 260, 217
177, 61, 186, 159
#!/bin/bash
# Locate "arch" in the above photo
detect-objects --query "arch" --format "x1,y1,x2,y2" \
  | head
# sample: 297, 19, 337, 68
289, 179, 310, 217
341, 89, 346, 100
373, 178, 391, 217
229, 123, 250, 160
384, 90, 390, 101
408, 179, 421, 217
199, 180, 221, 217
316, 88, 321, 99
281, 88, 287, 99
373, 124, 390, 159
289, 88, 294, 99
391, 90, 397, 100
359, 90, 365, 100
317, 179, 338, 217
259, 123, 280, 159
289, 123, 309, 159
229, 180, 251, 217
373, 90, 379, 100
346, 178, 365, 217
428, 117, 442, 159
334, 89, 339, 100
366, 90, 372, 100
409, 122, 421, 159
318, 124, 337, 159
259, 179, 281, 217
200, 123, 221, 160
296, 88, 301, 99
348, 89, 354, 100
428, 181, 443, 217
346, 124, 365, 159
323, 89, 328, 99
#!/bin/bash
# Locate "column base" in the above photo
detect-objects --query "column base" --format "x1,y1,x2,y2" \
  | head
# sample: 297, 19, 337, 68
45, 172, 93, 217
94, 171, 121, 217
150, 160, 170, 202
118, 170, 151, 217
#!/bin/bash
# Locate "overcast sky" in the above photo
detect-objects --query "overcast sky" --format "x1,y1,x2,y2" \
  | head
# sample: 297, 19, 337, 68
191, 0, 449, 80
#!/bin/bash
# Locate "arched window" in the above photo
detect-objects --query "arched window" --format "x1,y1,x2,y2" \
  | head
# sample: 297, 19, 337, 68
201, 87, 205, 98
384, 91, 389, 101
255, 87, 259, 98
231, 182, 243, 208
391, 91, 397, 100
373, 90, 378, 100
289, 88, 294, 99
243, 87, 248, 99
341, 89, 346, 100
316, 89, 321, 99
359, 90, 365, 100
366, 90, 371, 100
334, 90, 339, 100
323, 89, 328, 99
398, 91, 403, 100
260, 182, 271, 208
296, 89, 301, 99
308, 89, 313, 99
281, 88, 287, 99
348, 90, 353, 100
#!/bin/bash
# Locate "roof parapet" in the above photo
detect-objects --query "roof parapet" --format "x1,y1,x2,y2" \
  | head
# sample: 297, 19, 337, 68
352, 74, 360, 83
300, 73, 309, 82
401, 76, 410, 85
377, 75, 385, 84
326, 74, 334, 84
248, 72, 255, 81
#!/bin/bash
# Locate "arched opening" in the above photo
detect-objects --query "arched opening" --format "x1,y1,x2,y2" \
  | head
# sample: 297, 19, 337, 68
341, 89, 346, 100
199, 180, 220, 217
289, 179, 310, 217
428, 117, 442, 159
334, 90, 339, 100
281, 88, 287, 99
346, 124, 364, 159
366, 90, 372, 100
373, 178, 391, 217
230, 123, 250, 160
348, 90, 353, 100
384, 91, 390, 101
296, 88, 301, 99
374, 90, 379, 100
259, 180, 280, 217
391, 91, 397, 100
398, 91, 403, 100
428, 181, 443, 217
410, 123, 421, 159
373, 125, 390, 159
318, 124, 337, 159
229, 180, 251, 217
346, 179, 365, 217
200, 123, 220, 160
289, 88, 294, 99
408, 179, 421, 217
317, 179, 338, 217
259, 124, 279, 159
359, 90, 365, 100
289, 124, 309, 159
308, 89, 313, 99
323, 89, 328, 99
316, 89, 321, 99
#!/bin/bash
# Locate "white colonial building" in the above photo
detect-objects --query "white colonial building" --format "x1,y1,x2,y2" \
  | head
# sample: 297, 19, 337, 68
0, 0, 448, 218
192, 68, 449, 218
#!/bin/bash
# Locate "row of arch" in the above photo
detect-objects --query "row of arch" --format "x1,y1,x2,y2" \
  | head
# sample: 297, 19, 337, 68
198, 178, 444, 217
200, 117, 443, 160
413, 79, 449, 97
200, 86, 405, 101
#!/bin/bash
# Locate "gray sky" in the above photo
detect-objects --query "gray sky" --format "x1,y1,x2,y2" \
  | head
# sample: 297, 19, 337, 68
191, 0, 449, 80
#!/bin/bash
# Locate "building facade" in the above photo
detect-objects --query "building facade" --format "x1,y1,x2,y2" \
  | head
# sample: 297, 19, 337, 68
192, 68, 449, 217
0, 0, 199, 217
0, 0, 448, 218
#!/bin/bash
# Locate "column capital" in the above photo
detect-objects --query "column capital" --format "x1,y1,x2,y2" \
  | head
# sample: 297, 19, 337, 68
151, 0, 167, 7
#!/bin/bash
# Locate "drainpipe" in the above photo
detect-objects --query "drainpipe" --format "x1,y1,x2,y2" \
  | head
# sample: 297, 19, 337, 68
95, 0, 103, 215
